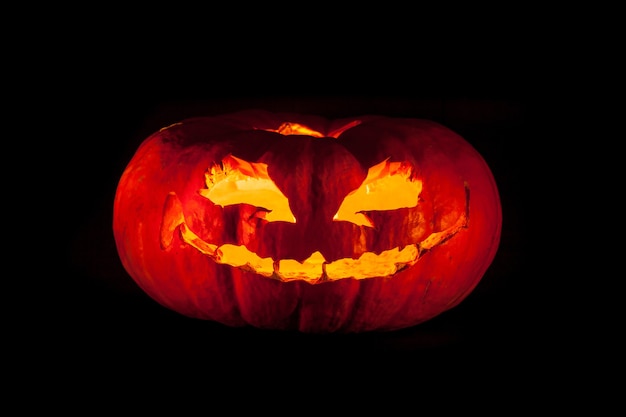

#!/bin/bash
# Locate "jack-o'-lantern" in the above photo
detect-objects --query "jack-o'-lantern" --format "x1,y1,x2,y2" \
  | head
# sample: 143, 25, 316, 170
113, 109, 502, 333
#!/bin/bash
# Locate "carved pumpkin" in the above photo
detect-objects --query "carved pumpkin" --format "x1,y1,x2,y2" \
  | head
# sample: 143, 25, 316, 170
113, 109, 502, 333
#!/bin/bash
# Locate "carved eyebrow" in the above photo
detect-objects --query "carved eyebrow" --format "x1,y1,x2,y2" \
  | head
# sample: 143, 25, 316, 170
333, 158, 422, 227
349, 158, 421, 210
199, 154, 295, 223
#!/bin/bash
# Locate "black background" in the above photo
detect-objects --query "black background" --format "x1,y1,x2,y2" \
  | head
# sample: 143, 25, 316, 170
10, 4, 619, 409
28, 21, 578, 398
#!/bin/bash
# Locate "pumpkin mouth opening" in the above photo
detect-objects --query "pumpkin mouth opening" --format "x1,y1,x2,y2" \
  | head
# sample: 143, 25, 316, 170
181, 232, 418, 283
161, 191, 467, 284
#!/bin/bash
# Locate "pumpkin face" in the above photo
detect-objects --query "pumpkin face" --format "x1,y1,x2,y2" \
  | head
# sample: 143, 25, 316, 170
113, 109, 502, 333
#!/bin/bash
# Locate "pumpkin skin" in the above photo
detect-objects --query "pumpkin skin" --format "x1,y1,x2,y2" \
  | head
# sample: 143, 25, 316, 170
113, 109, 502, 333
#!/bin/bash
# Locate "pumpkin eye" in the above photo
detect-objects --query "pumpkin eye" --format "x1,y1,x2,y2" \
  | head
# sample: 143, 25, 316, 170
333, 158, 422, 227
199, 154, 296, 223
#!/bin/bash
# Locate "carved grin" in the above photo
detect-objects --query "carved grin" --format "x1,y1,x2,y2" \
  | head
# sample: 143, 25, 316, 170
160, 191, 468, 284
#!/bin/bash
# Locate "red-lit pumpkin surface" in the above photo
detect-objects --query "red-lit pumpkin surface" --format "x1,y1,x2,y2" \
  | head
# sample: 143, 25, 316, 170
113, 109, 502, 333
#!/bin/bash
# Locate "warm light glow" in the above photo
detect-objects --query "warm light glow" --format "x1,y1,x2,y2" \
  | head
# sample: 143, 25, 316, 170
199, 154, 296, 223
334, 158, 422, 227
114, 111, 502, 332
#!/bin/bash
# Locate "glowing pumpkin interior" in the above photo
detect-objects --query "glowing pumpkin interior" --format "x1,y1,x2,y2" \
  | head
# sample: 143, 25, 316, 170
160, 122, 468, 283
